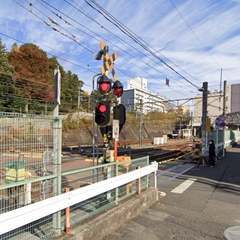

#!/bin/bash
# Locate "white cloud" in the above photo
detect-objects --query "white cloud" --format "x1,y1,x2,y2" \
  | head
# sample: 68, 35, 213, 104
0, 0, 240, 103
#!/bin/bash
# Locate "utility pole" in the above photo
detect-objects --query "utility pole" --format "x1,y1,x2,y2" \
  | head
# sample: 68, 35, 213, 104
223, 80, 227, 116
222, 80, 227, 157
201, 82, 208, 146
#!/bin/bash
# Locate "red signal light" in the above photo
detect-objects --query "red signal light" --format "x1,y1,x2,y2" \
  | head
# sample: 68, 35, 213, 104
99, 82, 111, 94
97, 75, 111, 95
95, 101, 110, 126
98, 103, 107, 113
113, 87, 123, 97
112, 80, 123, 98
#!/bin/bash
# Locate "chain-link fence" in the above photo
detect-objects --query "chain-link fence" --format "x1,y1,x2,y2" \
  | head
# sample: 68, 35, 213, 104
0, 112, 152, 240
1, 158, 151, 239
0, 112, 61, 239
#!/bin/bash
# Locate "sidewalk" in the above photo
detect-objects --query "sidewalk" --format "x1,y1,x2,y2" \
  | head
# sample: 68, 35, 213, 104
103, 144, 240, 240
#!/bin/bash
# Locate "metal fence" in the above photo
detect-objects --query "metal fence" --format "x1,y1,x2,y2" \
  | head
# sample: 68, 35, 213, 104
0, 158, 155, 240
0, 112, 59, 205
0, 112, 154, 240
61, 156, 150, 229
0, 112, 61, 239
209, 129, 240, 150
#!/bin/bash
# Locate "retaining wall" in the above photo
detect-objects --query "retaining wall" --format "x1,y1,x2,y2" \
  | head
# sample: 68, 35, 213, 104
51, 187, 158, 240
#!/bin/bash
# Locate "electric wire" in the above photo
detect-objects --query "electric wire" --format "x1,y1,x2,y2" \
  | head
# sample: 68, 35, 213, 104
168, 0, 233, 93
64, 0, 195, 97
14, 0, 179, 96
92, 0, 228, 96
31, 0, 193, 98
86, 0, 233, 101
7, 0, 204, 103
169, 0, 223, 71
86, 0, 201, 89
38, 0, 185, 97
14, 0, 94, 54
0, 32, 95, 90
0, 23, 92, 70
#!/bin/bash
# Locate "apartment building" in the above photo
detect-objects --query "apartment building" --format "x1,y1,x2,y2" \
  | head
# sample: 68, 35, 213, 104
120, 77, 166, 113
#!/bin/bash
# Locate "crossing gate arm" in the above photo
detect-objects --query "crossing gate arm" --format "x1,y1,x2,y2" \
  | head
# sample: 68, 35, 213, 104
0, 161, 158, 235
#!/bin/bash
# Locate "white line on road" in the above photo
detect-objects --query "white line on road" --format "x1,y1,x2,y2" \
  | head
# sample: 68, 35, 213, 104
171, 178, 197, 194
156, 164, 195, 187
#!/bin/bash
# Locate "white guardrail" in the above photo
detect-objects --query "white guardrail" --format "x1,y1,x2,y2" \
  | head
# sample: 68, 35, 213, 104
0, 161, 158, 235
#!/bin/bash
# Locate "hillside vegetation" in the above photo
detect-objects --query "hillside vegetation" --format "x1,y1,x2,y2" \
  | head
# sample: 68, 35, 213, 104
0, 38, 191, 133
62, 110, 191, 133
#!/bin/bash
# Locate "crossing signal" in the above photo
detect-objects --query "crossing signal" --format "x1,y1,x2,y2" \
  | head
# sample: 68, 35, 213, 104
95, 101, 110, 126
112, 80, 123, 98
113, 104, 126, 132
97, 75, 111, 95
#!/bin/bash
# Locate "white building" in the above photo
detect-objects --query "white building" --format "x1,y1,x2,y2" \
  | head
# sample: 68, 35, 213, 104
128, 77, 147, 92
120, 77, 166, 114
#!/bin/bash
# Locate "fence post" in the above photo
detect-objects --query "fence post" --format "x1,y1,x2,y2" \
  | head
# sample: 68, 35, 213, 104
152, 161, 157, 188
65, 188, 70, 234
115, 162, 119, 204
53, 116, 62, 233
137, 166, 141, 195
53, 66, 62, 234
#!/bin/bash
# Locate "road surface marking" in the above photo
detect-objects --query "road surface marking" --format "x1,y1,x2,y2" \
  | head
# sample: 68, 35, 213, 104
156, 164, 195, 187
171, 178, 197, 194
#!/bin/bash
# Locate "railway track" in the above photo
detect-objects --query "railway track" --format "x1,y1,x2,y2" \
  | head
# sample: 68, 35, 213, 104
72, 140, 194, 163
116, 140, 193, 162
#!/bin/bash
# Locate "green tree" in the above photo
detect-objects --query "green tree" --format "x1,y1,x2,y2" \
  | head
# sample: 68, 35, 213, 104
0, 39, 15, 110
49, 57, 86, 112
64, 71, 81, 109
8, 93, 26, 112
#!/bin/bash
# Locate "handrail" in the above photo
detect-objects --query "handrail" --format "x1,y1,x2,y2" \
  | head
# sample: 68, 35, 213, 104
0, 161, 158, 235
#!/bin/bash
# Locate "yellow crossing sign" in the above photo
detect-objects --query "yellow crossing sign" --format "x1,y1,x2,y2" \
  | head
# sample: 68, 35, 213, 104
99, 40, 118, 81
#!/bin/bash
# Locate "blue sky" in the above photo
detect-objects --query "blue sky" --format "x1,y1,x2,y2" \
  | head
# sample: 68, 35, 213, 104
1, 0, 240, 107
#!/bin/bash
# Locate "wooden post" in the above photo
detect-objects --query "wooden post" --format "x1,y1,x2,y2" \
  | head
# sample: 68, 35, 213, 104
65, 188, 70, 234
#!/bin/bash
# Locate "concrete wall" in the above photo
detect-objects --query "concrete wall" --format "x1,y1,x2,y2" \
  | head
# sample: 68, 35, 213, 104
51, 187, 158, 240
62, 121, 171, 146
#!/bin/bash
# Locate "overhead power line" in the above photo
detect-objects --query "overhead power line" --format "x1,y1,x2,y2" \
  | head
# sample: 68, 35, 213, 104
38, 0, 183, 97
9, 0, 198, 101
85, 0, 201, 90
64, 0, 195, 97
32, 0, 191, 98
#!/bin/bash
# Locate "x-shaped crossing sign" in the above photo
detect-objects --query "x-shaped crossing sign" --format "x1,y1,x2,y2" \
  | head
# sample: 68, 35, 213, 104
100, 40, 118, 81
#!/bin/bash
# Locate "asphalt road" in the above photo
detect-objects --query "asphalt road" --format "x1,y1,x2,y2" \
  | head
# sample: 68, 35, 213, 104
103, 145, 240, 240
